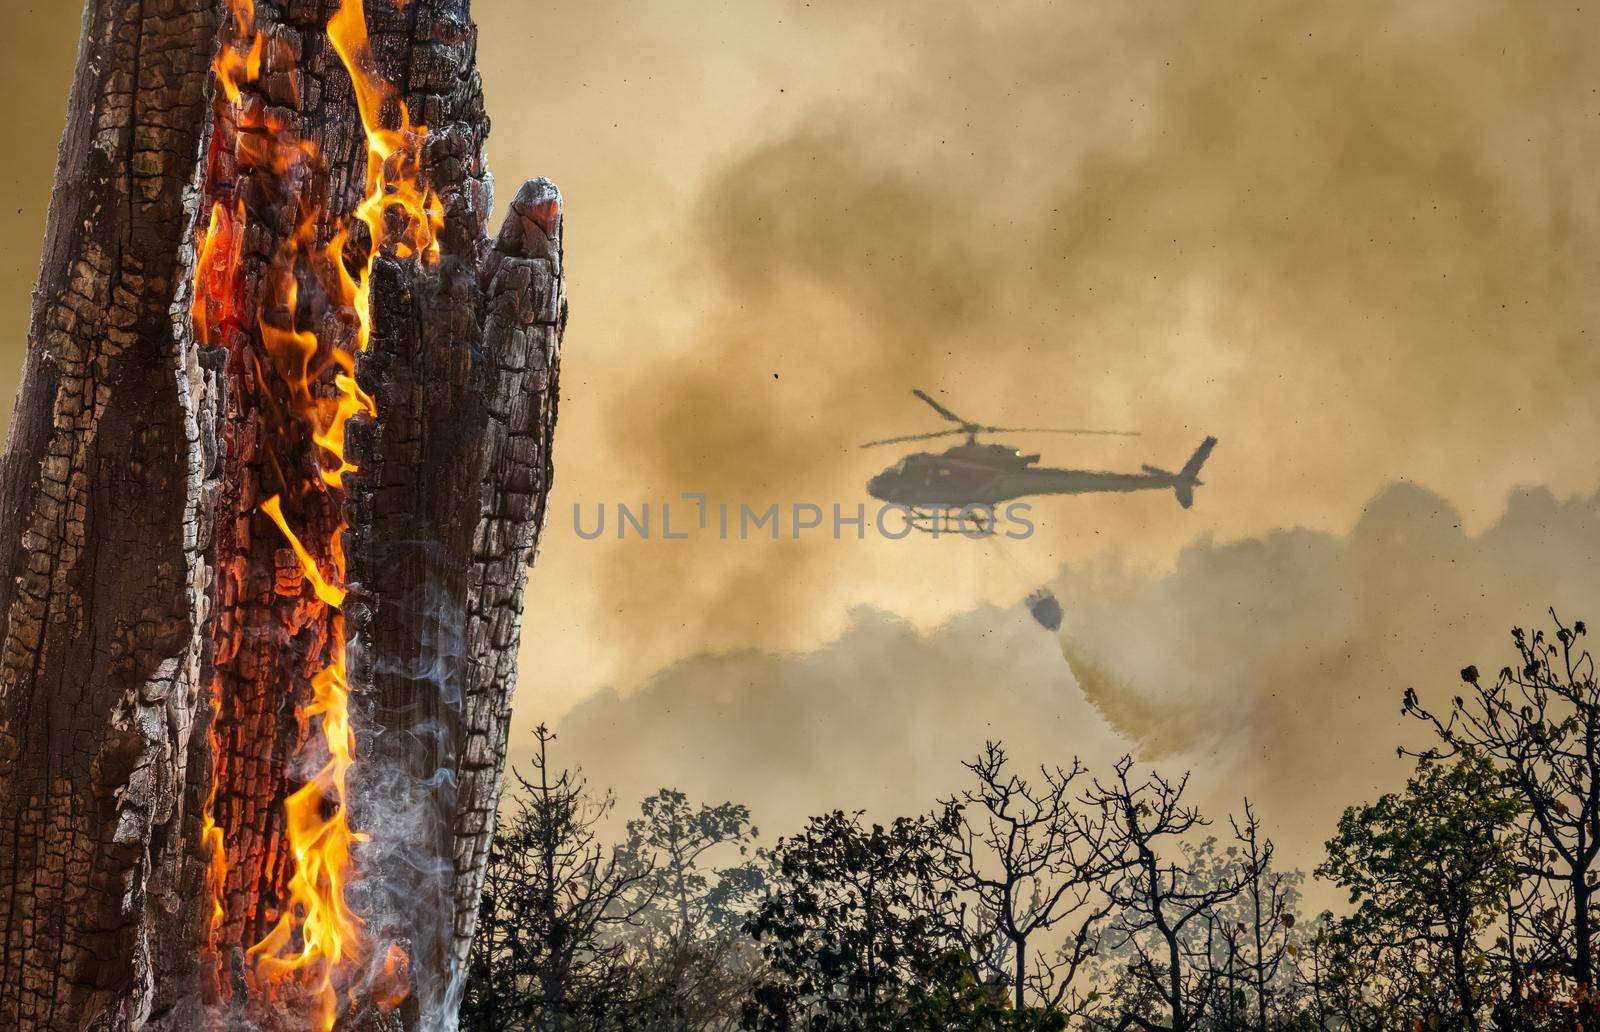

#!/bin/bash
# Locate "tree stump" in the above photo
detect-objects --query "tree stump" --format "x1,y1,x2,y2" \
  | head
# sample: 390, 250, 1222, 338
0, 2, 565, 1028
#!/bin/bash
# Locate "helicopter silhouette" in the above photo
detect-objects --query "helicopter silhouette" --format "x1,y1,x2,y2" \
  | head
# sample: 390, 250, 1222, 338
863, 390, 1216, 526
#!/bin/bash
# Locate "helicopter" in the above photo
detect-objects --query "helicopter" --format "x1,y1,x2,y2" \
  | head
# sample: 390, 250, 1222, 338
862, 389, 1216, 528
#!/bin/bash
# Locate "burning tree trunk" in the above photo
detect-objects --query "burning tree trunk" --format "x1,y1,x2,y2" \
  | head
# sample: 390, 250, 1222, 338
0, 2, 565, 1029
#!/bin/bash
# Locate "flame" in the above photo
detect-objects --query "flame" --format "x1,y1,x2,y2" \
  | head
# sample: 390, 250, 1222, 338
327, 0, 446, 298
195, 0, 439, 1024
259, 495, 347, 608
246, 615, 361, 1032
201, 694, 227, 961
214, 0, 262, 105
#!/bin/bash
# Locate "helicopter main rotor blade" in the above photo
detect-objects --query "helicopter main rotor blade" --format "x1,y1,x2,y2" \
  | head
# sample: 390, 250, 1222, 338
979, 426, 1141, 437
911, 388, 970, 426
858, 428, 966, 449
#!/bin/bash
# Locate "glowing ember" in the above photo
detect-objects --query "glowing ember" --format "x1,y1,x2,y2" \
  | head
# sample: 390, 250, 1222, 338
194, 0, 441, 1024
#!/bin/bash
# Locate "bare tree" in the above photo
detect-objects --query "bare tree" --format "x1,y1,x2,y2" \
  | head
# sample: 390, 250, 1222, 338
940, 742, 1125, 1015
1091, 758, 1255, 1032
1217, 802, 1296, 1032
460, 727, 654, 1032
1290, 912, 1387, 1032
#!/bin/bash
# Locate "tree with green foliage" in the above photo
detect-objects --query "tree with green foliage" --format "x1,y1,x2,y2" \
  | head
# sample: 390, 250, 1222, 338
869, 949, 1069, 1032
1404, 614, 1600, 1001
1399, 614, 1600, 1030
622, 789, 766, 1031
1318, 754, 1521, 1029
740, 810, 964, 1031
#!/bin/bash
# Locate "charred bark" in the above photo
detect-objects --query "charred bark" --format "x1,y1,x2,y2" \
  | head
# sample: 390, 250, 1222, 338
0, 2, 219, 1026
0, 1, 565, 1029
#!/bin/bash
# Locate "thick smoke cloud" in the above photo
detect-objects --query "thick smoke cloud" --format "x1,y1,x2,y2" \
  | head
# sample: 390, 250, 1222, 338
554, 0, 1600, 699
5, 1, 1596, 713
559, 483, 1600, 889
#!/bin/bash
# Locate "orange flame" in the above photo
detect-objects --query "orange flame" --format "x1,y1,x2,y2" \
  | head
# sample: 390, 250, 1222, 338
195, 0, 438, 1024
200, 693, 228, 964
214, 0, 262, 106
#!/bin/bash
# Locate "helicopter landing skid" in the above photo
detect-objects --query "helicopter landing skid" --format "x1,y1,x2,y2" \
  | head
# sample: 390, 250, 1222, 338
903, 506, 999, 537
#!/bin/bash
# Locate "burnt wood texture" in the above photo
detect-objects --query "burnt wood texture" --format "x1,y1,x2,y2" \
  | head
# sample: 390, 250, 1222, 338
0, 2, 564, 1028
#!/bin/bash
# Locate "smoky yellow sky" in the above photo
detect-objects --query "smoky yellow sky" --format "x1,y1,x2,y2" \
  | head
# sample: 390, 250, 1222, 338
3, 0, 1598, 852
